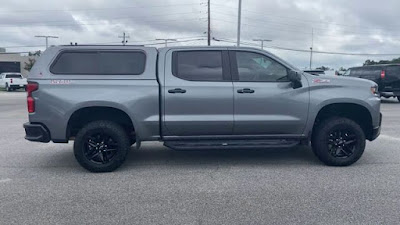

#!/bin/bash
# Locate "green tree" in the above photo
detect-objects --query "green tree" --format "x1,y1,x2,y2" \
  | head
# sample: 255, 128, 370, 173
316, 66, 330, 71
24, 58, 36, 71
364, 57, 400, 66
24, 50, 42, 71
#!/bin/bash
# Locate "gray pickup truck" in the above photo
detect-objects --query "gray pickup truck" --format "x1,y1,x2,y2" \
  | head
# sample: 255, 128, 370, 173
24, 45, 382, 172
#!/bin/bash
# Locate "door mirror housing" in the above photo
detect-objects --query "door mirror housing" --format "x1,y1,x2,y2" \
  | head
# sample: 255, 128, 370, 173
288, 70, 302, 89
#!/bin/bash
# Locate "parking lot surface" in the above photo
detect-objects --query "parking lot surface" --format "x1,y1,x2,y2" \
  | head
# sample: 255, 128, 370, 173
1, 91, 400, 225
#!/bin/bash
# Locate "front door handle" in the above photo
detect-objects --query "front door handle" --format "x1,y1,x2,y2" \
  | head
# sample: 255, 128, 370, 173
237, 88, 255, 94
168, 88, 187, 94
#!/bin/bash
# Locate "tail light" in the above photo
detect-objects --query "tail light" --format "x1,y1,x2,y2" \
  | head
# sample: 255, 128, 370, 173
27, 82, 38, 113
380, 70, 385, 79
10, 78, 13, 83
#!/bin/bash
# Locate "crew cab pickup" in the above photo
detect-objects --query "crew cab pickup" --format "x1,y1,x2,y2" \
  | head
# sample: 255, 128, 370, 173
344, 64, 400, 101
0, 73, 27, 91
24, 46, 382, 172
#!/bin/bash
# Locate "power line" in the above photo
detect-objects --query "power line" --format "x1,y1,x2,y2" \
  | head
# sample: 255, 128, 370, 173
211, 2, 399, 32
0, 3, 198, 13
253, 39, 272, 50
0, 17, 204, 28
155, 38, 177, 47
34, 35, 58, 48
212, 18, 395, 41
213, 37, 400, 56
0, 11, 197, 26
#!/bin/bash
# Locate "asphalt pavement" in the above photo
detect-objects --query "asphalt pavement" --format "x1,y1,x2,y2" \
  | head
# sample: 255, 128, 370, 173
0, 91, 399, 225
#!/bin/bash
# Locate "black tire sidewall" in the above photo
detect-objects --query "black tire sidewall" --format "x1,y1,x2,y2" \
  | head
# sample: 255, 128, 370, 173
312, 117, 366, 166
74, 121, 130, 172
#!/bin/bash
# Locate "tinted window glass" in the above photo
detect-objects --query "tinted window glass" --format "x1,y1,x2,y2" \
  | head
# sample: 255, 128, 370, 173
99, 52, 146, 75
385, 66, 400, 76
51, 51, 146, 75
350, 67, 380, 77
235, 51, 288, 82
173, 51, 223, 81
5, 74, 22, 78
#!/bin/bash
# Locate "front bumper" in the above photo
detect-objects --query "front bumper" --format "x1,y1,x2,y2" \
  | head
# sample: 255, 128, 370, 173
23, 123, 50, 143
370, 113, 382, 141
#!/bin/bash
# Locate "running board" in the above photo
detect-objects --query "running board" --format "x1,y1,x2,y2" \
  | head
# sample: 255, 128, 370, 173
164, 139, 300, 151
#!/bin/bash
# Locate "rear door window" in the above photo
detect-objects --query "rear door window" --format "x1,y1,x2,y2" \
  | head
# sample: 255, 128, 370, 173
172, 51, 223, 81
51, 51, 146, 75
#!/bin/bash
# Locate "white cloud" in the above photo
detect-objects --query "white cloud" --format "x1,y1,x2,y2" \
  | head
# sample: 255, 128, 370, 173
1, 0, 400, 69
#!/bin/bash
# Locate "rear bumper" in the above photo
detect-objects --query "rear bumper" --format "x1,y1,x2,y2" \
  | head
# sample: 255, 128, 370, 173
370, 113, 382, 141
10, 84, 26, 89
23, 123, 50, 143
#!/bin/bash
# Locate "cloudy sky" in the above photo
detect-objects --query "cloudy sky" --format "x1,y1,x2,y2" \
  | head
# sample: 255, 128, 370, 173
1, 0, 400, 69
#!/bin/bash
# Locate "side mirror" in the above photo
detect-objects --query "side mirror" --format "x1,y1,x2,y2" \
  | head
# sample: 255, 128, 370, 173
288, 70, 302, 89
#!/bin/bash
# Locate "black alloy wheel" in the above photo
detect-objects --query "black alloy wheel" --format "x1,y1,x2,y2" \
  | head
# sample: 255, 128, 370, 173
74, 120, 130, 172
84, 133, 119, 164
327, 129, 357, 158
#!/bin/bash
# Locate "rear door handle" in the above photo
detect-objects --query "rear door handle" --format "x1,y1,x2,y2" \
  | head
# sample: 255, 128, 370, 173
168, 88, 186, 94
237, 88, 255, 94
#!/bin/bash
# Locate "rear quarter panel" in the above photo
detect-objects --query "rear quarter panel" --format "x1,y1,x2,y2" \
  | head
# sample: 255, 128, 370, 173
28, 46, 160, 142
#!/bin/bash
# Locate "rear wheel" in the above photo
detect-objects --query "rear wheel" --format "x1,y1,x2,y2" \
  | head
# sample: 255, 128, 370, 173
397, 96, 400, 102
5, 83, 11, 92
74, 120, 130, 172
312, 117, 366, 166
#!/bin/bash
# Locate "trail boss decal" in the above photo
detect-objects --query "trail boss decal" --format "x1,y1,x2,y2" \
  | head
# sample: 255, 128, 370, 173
312, 78, 331, 84
51, 80, 71, 85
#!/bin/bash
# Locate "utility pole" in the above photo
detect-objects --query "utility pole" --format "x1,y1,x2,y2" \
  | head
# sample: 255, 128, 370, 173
119, 32, 130, 45
253, 39, 272, 50
309, 28, 314, 69
237, 0, 242, 46
207, 0, 211, 46
156, 39, 177, 47
34, 35, 58, 49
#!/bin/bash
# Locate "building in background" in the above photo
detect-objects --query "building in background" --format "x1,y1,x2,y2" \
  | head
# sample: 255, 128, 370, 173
0, 48, 38, 77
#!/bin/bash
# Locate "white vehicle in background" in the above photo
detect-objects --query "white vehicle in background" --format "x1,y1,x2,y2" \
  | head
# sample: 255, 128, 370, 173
0, 73, 27, 91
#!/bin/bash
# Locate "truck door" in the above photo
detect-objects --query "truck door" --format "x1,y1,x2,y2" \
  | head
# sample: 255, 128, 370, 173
162, 49, 234, 137
229, 50, 309, 135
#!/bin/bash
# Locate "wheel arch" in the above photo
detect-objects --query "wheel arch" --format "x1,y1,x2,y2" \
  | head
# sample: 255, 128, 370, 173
66, 102, 138, 140
310, 101, 374, 140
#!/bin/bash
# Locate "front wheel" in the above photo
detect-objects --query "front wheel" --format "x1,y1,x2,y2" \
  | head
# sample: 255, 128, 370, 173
312, 117, 366, 166
74, 120, 130, 172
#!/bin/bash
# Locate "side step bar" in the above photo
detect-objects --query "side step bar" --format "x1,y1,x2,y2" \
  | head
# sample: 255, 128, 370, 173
164, 139, 300, 151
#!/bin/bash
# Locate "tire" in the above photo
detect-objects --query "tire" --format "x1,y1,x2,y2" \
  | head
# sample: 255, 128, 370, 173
74, 120, 130, 172
5, 83, 11, 92
397, 96, 400, 102
311, 117, 366, 166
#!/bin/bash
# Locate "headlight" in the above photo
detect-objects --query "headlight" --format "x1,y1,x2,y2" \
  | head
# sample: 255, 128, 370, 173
371, 86, 379, 96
